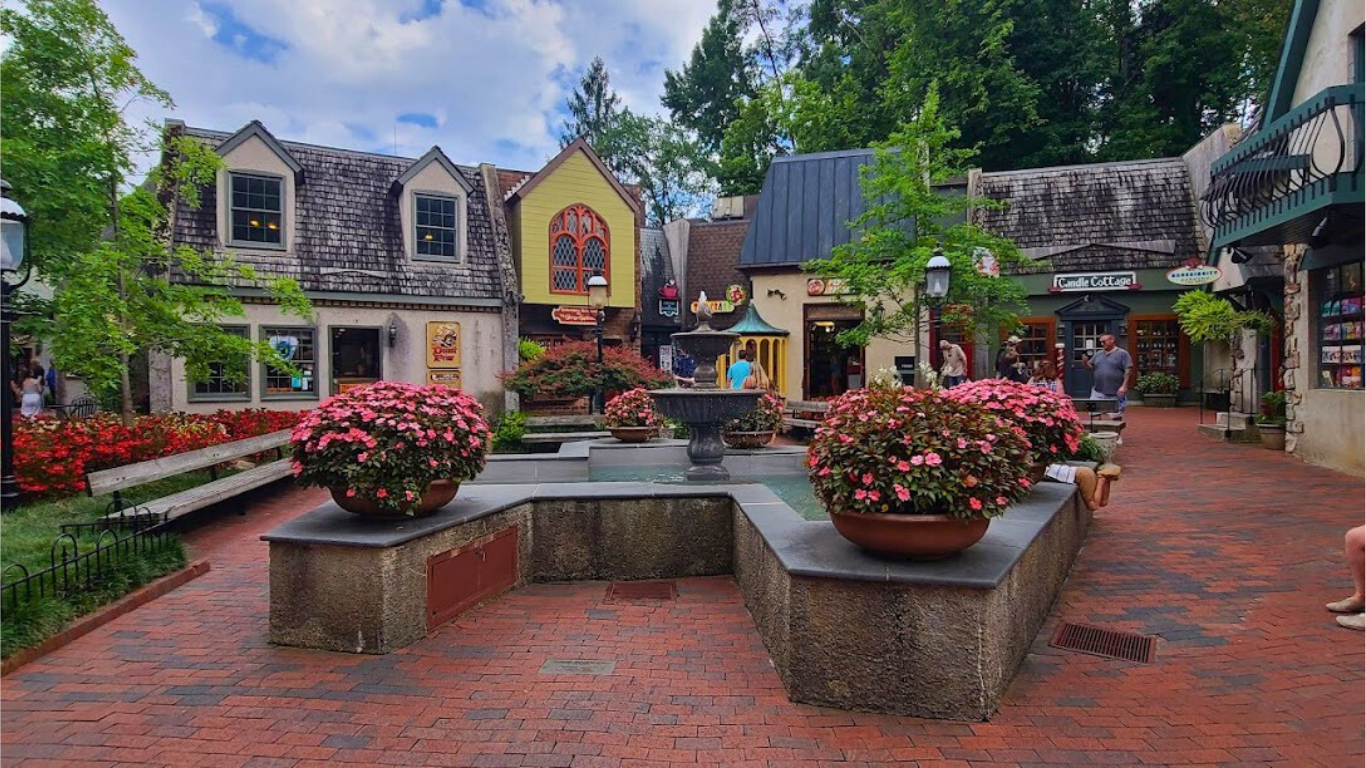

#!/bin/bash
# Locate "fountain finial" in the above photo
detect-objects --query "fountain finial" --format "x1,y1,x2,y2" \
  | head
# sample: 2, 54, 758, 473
694, 291, 714, 330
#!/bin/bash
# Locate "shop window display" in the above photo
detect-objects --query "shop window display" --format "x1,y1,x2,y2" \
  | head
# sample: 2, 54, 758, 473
1317, 261, 1364, 390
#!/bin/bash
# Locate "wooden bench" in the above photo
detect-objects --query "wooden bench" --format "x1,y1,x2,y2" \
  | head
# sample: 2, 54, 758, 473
90, 429, 293, 524
782, 400, 829, 433
522, 415, 609, 444
525, 415, 601, 430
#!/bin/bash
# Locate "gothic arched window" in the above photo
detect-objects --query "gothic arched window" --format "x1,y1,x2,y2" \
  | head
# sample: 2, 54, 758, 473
549, 204, 610, 294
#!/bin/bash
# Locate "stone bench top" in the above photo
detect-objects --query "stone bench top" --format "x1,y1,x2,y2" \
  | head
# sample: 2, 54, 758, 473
263, 480, 1075, 591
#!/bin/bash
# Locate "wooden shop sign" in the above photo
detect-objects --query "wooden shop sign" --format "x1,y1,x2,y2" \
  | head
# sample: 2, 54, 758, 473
551, 305, 599, 326
1050, 271, 1139, 292
426, 322, 462, 368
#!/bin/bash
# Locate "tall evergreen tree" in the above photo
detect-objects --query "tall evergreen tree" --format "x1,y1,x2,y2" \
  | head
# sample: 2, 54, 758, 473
663, 0, 754, 156
559, 57, 624, 156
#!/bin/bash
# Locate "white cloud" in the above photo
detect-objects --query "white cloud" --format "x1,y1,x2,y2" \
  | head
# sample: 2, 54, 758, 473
102, 0, 715, 174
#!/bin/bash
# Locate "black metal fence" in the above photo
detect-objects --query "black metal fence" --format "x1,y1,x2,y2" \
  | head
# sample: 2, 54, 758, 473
1, 513, 174, 612
1197, 366, 1275, 428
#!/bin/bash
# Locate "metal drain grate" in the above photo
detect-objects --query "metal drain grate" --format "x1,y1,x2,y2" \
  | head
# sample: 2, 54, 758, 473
1050, 622, 1156, 663
606, 580, 677, 602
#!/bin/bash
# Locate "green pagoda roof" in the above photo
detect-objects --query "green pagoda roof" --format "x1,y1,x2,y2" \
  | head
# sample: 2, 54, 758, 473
728, 303, 789, 336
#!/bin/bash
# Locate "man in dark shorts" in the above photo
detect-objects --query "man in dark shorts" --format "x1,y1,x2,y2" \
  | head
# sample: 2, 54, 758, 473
1082, 333, 1133, 417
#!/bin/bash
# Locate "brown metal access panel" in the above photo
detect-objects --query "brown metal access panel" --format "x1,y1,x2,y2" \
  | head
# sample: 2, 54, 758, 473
426, 527, 519, 631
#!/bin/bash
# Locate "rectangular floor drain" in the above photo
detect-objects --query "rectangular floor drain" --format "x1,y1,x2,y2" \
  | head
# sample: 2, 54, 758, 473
605, 580, 676, 602
1050, 621, 1156, 663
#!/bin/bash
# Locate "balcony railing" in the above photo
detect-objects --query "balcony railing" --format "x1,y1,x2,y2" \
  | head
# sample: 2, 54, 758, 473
1201, 84, 1364, 250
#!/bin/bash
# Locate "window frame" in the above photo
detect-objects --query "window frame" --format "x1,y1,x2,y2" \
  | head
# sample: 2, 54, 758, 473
259, 325, 319, 401
188, 325, 252, 403
412, 191, 462, 262
227, 171, 286, 251
1313, 261, 1364, 391
1127, 313, 1190, 388
548, 204, 611, 296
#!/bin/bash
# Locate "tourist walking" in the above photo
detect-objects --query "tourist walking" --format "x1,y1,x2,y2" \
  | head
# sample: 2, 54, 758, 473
742, 340, 774, 392
939, 339, 968, 388
1082, 333, 1133, 418
1327, 525, 1366, 630
726, 349, 752, 390
15, 364, 46, 419
995, 336, 1028, 383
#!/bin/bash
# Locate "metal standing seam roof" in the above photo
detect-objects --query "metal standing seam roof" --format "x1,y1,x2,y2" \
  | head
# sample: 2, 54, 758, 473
739, 148, 880, 269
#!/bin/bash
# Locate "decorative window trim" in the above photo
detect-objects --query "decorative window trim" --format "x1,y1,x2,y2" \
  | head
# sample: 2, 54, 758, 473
411, 191, 462, 263
226, 171, 286, 251
548, 204, 611, 296
188, 325, 252, 403
259, 325, 319, 400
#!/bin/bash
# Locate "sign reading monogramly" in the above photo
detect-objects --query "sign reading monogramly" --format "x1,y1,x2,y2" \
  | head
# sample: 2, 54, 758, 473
1166, 264, 1222, 286
1050, 271, 1140, 292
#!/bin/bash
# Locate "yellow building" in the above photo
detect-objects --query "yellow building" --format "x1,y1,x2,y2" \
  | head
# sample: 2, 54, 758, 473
500, 139, 642, 348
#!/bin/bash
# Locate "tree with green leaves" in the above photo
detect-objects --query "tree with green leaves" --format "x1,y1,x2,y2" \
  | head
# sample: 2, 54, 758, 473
807, 87, 1028, 378
663, 0, 755, 157
2, 0, 310, 424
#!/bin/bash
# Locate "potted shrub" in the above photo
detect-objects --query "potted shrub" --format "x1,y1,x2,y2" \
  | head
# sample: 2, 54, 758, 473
949, 378, 1084, 481
808, 388, 1033, 558
1256, 390, 1287, 450
723, 392, 784, 448
500, 341, 672, 413
603, 388, 662, 443
1134, 371, 1180, 408
290, 381, 491, 518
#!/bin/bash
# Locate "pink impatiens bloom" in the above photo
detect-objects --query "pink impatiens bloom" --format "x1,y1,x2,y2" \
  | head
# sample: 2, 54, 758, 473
911, 455, 925, 466
894, 484, 911, 502
969, 497, 983, 511
376, 488, 389, 499
854, 489, 868, 501
924, 452, 943, 466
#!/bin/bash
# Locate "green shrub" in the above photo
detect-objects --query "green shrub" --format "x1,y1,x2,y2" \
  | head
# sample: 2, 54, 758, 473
518, 338, 546, 362
1258, 390, 1287, 425
492, 410, 528, 452
1070, 434, 1104, 463
1134, 371, 1180, 395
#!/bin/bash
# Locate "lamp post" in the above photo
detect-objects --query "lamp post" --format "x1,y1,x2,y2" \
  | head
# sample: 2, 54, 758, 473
914, 248, 953, 387
1, 179, 29, 508
586, 271, 609, 413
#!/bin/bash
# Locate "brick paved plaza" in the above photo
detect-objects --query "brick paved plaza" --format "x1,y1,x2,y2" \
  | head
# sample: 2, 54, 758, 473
2, 409, 1362, 766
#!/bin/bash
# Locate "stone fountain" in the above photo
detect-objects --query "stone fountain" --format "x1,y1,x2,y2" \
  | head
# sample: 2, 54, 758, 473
650, 293, 761, 481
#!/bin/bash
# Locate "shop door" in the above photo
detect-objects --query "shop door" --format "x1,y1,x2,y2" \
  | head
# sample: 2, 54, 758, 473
804, 306, 865, 399
1058, 295, 1129, 398
330, 327, 382, 393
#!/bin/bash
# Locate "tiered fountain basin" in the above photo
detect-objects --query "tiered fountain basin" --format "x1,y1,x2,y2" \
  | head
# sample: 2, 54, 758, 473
264, 472, 1091, 720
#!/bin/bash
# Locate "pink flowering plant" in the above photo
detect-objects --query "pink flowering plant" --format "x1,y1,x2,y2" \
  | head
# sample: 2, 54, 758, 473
948, 379, 1083, 463
603, 388, 661, 428
726, 392, 785, 432
807, 387, 1032, 520
290, 381, 491, 514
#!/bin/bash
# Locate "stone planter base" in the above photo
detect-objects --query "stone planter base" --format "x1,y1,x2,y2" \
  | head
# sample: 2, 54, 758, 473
1142, 393, 1177, 408
1258, 423, 1286, 450
1088, 431, 1120, 463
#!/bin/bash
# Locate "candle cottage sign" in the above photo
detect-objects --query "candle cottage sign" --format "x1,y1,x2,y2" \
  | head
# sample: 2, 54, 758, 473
1050, 271, 1139, 292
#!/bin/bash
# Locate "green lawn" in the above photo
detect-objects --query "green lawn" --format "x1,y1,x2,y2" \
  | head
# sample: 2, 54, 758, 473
0, 473, 208, 659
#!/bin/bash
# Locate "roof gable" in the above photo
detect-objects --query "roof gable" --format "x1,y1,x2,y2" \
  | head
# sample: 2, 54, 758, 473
1265, 0, 1322, 122
395, 146, 473, 194
508, 138, 640, 214
217, 120, 304, 181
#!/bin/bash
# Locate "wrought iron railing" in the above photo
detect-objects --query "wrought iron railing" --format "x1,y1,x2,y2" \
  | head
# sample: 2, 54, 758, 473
1201, 85, 1364, 248
1, 514, 174, 612
1197, 366, 1277, 430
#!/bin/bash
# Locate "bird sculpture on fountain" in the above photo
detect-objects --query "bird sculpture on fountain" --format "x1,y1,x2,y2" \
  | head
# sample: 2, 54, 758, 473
694, 290, 714, 330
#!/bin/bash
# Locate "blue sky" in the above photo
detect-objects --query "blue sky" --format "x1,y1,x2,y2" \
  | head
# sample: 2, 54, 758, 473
102, 0, 715, 172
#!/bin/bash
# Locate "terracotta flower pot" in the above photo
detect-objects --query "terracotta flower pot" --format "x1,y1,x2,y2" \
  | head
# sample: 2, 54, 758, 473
331, 479, 459, 519
609, 426, 657, 443
722, 430, 775, 449
828, 510, 991, 559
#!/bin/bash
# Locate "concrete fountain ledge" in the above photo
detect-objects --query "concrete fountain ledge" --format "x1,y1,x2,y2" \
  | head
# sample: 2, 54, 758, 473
264, 481, 1089, 720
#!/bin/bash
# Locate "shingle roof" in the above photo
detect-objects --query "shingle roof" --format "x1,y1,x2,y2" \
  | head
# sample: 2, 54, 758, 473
686, 219, 750, 331
977, 158, 1202, 275
171, 124, 505, 301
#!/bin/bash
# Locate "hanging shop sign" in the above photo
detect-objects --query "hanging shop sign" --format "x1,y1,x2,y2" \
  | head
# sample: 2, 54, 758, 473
1166, 264, 1222, 286
425, 322, 462, 368
551, 305, 599, 326
427, 369, 463, 388
726, 284, 748, 305
659, 344, 674, 374
806, 277, 849, 296
973, 248, 1000, 277
690, 299, 735, 314
658, 299, 680, 318
1050, 271, 1139, 292
658, 279, 680, 300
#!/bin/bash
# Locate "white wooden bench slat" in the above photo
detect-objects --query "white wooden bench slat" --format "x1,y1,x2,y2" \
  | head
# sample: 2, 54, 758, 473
524, 415, 601, 428
522, 431, 611, 443
102, 460, 293, 523
782, 418, 822, 430
86, 429, 292, 497
786, 401, 830, 413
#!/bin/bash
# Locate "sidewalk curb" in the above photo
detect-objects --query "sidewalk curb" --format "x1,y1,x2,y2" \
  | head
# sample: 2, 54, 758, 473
1, 560, 211, 677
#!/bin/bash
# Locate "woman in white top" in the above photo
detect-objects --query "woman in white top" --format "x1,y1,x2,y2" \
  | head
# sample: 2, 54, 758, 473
16, 365, 46, 419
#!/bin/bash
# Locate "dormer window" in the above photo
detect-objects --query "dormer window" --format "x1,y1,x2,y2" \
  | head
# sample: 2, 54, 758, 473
415, 193, 459, 259
230, 172, 284, 247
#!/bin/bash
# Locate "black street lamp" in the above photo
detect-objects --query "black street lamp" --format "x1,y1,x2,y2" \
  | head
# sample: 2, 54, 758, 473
586, 270, 609, 414
1, 179, 30, 508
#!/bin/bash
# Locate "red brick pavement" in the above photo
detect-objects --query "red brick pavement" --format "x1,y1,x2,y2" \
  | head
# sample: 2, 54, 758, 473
2, 409, 1362, 766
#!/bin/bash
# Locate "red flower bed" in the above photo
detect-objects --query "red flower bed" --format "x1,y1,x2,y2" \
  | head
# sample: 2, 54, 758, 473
13, 409, 305, 498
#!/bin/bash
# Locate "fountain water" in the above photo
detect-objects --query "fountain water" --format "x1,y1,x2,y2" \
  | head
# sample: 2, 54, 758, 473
650, 295, 761, 480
